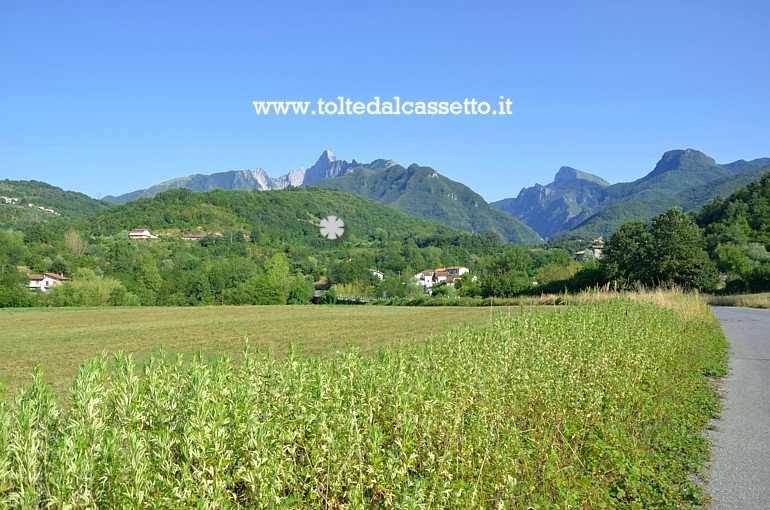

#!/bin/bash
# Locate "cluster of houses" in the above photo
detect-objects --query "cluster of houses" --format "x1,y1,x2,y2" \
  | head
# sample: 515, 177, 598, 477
1, 196, 59, 216
413, 266, 472, 290
129, 229, 215, 241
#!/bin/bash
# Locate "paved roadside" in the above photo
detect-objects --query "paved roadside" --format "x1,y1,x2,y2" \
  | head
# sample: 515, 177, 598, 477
707, 307, 770, 509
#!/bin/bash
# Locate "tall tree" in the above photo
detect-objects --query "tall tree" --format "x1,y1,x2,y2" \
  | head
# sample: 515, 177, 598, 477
601, 221, 654, 286
648, 208, 715, 289
602, 208, 716, 290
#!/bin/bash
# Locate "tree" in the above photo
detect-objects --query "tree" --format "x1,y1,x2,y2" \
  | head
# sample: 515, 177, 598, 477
648, 208, 716, 289
47, 268, 136, 306
253, 253, 291, 305
602, 208, 717, 290
0, 265, 35, 307
601, 221, 654, 286
135, 253, 163, 304
286, 275, 315, 304
64, 229, 87, 257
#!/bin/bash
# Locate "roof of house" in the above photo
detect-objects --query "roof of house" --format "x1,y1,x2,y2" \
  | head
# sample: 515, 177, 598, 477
28, 272, 69, 281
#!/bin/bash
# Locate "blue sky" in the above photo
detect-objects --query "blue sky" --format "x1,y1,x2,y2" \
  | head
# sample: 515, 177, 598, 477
2, 1, 768, 202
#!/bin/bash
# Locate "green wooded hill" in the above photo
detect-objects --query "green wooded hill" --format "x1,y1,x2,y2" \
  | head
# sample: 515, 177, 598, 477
91, 186, 463, 244
697, 171, 770, 250
493, 150, 770, 239
0, 180, 111, 229
312, 162, 542, 244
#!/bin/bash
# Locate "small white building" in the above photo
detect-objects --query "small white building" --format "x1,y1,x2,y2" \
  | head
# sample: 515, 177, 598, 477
370, 269, 385, 280
28, 272, 69, 292
129, 228, 158, 239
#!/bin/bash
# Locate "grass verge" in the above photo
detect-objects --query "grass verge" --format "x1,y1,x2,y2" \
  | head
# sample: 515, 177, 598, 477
705, 292, 770, 309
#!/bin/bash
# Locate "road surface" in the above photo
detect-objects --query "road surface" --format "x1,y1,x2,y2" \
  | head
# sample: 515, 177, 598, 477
707, 307, 770, 509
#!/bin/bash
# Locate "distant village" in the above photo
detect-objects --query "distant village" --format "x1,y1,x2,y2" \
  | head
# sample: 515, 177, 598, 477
1, 196, 60, 216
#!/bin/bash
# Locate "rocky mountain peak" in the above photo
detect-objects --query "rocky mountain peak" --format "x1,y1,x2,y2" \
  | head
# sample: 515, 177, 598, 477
649, 149, 716, 178
301, 151, 358, 185
551, 166, 610, 188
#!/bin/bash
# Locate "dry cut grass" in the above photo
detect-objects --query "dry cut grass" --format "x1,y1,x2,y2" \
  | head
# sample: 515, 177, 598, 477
0, 305, 512, 398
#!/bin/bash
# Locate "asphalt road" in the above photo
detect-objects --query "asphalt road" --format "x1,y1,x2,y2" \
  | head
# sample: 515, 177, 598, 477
707, 307, 770, 509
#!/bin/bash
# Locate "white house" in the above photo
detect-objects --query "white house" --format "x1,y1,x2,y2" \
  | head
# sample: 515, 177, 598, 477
129, 228, 158, 239
28, 272, 69, 292
370, 269, 385, 280
414, 270, 436, 289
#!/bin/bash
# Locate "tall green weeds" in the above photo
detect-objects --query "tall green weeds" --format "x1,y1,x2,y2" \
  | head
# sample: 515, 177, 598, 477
0, 296, 727, 508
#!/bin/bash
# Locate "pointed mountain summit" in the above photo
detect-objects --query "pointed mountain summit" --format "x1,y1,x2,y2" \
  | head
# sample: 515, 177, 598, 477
552, 166, 611, 188
491, 166, 610, 239
301, 150, 359, 185
104, 150, 361, 204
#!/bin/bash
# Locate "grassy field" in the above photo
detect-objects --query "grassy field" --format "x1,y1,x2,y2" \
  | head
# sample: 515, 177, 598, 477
0, 293, 728, 508
0, 305, 514, 397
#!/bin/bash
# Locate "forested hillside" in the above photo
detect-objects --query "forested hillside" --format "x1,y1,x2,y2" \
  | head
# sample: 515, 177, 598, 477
3, 185, 575, 308
313, 163, 542, 244
695, 172, 770, 292
0, 180, 111, 229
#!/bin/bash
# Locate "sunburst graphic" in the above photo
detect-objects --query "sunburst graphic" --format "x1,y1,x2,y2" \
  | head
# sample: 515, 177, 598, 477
319, 215, 345, 240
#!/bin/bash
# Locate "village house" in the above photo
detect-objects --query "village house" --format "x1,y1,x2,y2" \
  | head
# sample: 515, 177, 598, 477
27, 272, 69, 292
574, 237, 605, 261
370, 269, 385, 280
445, 266, 470, 276
182, 234, 207, 241
414, 266, 471, 289
129, 228, 158, 239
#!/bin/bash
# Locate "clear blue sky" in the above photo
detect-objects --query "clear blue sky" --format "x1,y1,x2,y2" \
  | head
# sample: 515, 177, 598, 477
2, 1, 768, 202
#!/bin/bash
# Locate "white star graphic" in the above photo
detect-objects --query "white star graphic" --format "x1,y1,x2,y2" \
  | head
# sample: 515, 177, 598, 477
319, 216, 345, 240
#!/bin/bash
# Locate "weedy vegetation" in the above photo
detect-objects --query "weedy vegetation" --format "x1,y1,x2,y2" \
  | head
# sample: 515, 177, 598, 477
706, 292, 770, 309
0, 293, 727, 508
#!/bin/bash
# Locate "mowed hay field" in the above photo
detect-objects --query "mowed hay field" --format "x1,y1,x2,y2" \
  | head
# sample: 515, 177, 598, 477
0, 305, 513, 397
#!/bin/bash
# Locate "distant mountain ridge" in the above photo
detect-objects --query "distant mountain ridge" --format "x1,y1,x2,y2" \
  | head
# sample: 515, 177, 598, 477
102, 147, 770, 243
103, 150, 360, 204
104, 151, 542, 244
493, 149, 770, 239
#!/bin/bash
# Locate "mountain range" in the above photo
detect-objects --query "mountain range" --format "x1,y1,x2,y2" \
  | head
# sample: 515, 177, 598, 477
83, 148, 770, 242
492, 149, 770, 239
103, 150, 360, 204
104, 151, 543, 244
